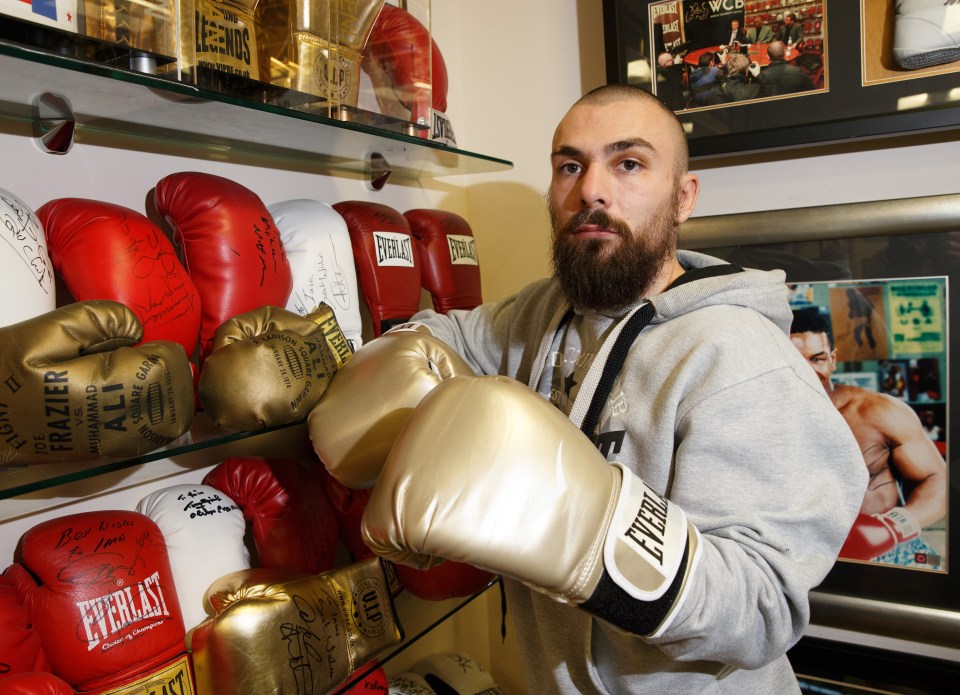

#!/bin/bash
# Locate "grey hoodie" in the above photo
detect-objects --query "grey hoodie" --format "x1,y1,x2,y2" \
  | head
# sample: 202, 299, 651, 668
407, 250, 866, 694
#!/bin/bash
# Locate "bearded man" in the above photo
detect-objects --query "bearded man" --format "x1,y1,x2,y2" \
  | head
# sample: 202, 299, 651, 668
311, 84, 866, 694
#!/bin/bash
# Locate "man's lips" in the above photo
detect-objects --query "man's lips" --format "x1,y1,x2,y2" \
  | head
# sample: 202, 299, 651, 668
574, 224, 618, 238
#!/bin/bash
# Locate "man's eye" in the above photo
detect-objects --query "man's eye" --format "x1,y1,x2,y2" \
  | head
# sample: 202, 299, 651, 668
560, 163, 581, 174
620, 160, 642, 171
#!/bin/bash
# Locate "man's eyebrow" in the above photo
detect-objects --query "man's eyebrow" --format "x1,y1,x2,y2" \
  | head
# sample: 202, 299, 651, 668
606, 138, 656, 155
550, 138, 657, 159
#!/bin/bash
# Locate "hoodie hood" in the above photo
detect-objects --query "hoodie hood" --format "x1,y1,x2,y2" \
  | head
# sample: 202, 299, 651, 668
651, 250, 792, 334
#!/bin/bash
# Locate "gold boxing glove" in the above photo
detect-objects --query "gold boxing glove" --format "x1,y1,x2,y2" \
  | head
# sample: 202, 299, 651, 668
362, 376, 702, 638
308, 328, 474, 489
198, 304, 351, 431
0, 300, 194, 466
189, 557, 403, 695
290, 0, 386, 106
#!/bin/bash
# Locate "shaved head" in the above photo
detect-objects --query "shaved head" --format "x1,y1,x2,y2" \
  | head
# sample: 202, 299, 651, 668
570, 84, 689, 175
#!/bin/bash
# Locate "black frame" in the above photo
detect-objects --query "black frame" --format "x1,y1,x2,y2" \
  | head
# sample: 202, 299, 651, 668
680, 194, 960, 650
603, 1, 960, 159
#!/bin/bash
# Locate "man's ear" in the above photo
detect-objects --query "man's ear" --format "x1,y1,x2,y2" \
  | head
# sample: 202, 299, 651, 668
676, 174, 700, 224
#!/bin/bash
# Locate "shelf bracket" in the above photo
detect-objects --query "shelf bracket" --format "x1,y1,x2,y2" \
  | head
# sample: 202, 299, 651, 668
366, 152, 392, 191
33, 92, 75, 155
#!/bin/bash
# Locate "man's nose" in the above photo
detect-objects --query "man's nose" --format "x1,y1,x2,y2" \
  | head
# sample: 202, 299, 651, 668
578, 166, 610, 209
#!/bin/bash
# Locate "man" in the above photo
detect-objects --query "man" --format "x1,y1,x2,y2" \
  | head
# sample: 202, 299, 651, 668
776, 12, 804, 47
709, 52, 761, 104
758, 40, 814, 97
688, 51, 721, 106
724, 17, 746, 45
746, 15, 775, 44
790, 308, 946, 568
312, 85, 865, 693
655, 51, 687, 111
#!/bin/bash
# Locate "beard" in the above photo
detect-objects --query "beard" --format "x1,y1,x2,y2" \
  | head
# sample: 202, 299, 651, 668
549, 194, 681, 313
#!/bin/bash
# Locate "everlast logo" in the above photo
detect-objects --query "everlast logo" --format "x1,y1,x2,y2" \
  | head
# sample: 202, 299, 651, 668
373, 232, 415, 268
77, 570, 172, 651
432, 110, 456, 145
623, 486, 670, 565
446, 235, 478, 266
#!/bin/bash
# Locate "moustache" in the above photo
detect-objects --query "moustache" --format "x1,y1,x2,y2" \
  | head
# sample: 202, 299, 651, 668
565, 208, 632, 235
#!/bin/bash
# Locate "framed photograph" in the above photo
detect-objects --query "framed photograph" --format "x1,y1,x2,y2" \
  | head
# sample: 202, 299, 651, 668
679, 193, 960, 648
602, 1, 960, 159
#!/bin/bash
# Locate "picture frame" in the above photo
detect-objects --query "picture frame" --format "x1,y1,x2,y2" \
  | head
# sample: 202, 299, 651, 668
602, 1, 960, 159
679, 193, 960, 650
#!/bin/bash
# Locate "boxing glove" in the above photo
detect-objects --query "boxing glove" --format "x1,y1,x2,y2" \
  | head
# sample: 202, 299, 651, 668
0, 301, 195, 466
388, 672, 437, 695
38, 198, 202, 357
317, 469, 376, 561
4, 511, 194, 694
392, 562, 494, 603
362, 376, 702, 637
202, 456, 339, 575
339, 662, 389, 694
0, 187, 54, 327
268, 199, 364, 351
0, 672, 74, 695
154, 172, 293, 361
189, 558, 402, 695
198, 303, 349, 430
308, 329, 474, 489
332, 201, 421, 337
316, 467, 492, 601
404, 210, 482, 313
839, 508, 922, 561
136, 484, 251, 630
362, 4, 449, 135
0, 573, 51, 677
411, 653, 503, 695
289, 0, 385, 106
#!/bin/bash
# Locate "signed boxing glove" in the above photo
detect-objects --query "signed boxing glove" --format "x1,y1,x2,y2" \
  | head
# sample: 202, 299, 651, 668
0, 301, 194, 466
189, 558, 402, 695
198, 304, 349, 430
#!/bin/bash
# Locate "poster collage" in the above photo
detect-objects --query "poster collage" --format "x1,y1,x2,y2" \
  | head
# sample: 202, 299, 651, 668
788, 276, 948, 573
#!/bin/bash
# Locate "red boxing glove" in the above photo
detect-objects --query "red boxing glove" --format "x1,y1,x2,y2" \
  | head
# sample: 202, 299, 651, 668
3, 511, 193, 694
333, 202, 421, 336
363, 3, 449, 134
405, 209, 482, 313
317, 468, 492, 601
393, 562, 494, 602
840, 508, 921, 561
340, 662, 388, 694
154, 172, 293, 360
38, 198, 201, 357
203, 456, 340, 574
0, 673, 74, 695
317, 468, 376, 562
0, 574, 51, 677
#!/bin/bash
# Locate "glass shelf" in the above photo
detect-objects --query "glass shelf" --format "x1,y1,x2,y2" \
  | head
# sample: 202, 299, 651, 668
333, 578, 502, 693
0, 36, 513, 181
0, 414, 308, 499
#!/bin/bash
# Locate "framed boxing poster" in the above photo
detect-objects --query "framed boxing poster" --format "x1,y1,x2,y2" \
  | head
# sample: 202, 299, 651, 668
679, 192, 960, 650
602, 1, 960, 159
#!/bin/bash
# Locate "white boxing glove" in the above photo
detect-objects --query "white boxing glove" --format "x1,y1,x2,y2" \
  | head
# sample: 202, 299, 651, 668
412, 653, 504, 695
269, 199, 364, 351
136, 483, 251, 629
0, 187, 55, 327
